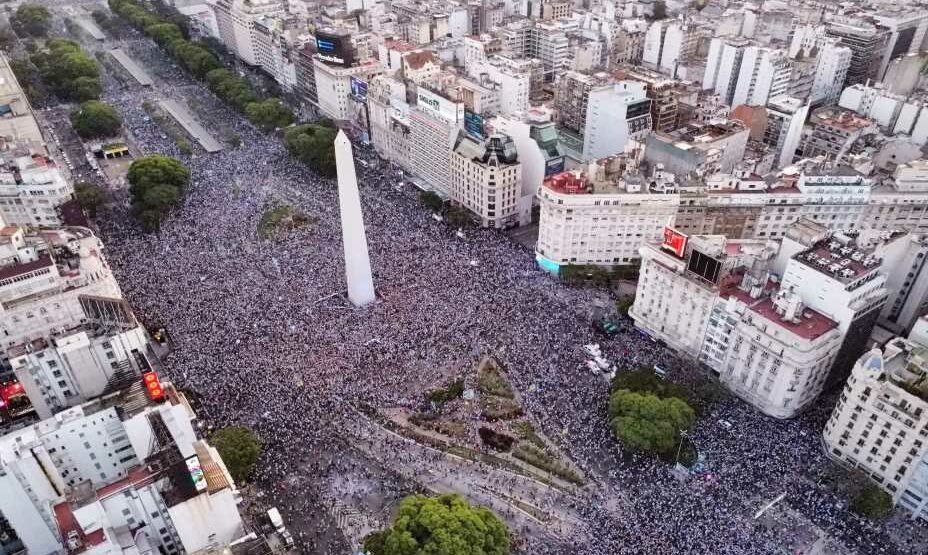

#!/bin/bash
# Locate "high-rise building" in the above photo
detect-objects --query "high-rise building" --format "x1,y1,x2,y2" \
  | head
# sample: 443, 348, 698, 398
450, 133, 522, 228
810, 40, 852, 106
210, 0, 284, 66
872, 11, 928, 82
553, 70, 611, 136
825, 19, 889, 89
581, 81, 651, 161
763, 95, 809, 170
0, 152, 73, 228
731, 47, 791, 108
409, 87, 465, 195
703, 36, 752, 106
823, 336, 928, 521
313, 58, 382, 121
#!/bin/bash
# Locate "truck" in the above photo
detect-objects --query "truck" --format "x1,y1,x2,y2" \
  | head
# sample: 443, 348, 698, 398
267, 507, 285, 533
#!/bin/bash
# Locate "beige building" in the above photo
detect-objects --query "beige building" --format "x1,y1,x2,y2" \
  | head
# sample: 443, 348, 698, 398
824, 337, 928, 521
0, 55, 43, 148
450, 133, 522, 228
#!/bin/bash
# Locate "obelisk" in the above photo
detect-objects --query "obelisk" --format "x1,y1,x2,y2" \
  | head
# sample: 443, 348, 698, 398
334, 130, 376, 306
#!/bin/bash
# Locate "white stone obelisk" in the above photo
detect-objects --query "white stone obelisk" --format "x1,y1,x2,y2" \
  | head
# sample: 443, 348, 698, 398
334, 130, 376, 306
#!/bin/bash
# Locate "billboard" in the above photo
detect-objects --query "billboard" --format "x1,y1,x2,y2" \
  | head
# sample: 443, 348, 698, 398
416, 88, 463, 123
661, 227, 688, 258
315, 32, 353, 67
464, 110, 485, 138
186, 456, 208, 492
350, 77, 368, 102
545, 157, 565, 176
142, 371, 164, 401
687, 249, 722, 284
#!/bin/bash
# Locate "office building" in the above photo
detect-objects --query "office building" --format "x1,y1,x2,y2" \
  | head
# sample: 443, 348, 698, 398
825, 19, 888, 89
210, 0, 284, 66
313, 58, 382, 122
409, 86, 464, 195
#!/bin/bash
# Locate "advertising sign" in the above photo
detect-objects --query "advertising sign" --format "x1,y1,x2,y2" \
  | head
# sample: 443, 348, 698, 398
661, 227, 688, 258
350, 77, 368, 102
315, 32, 352, 67
416, 88, 462, 123
545, 157, 565, 176
186, 456, 208, 492
464, 110, 484, 138
142, 371, 164, 401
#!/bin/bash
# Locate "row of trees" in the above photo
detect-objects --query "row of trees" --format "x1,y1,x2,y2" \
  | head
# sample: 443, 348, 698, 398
107, 0, 293, 132
128, 155, 190, 231
30, 38, 102, 102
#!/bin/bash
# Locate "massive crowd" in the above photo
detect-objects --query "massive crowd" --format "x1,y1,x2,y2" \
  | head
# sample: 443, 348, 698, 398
77, 28, 920, 555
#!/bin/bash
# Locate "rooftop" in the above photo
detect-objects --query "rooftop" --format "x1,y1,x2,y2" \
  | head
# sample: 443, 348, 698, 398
794, 239, 880, 283
749, 296, 838, 341
811, 107, 873, 132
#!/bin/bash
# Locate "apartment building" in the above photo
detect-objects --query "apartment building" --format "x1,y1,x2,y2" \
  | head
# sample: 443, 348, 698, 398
824, 336, 928, 521
210, 0, 284, 66
731, 46, 791, 108
0, 151, 73, 227
763, 95, 810, 170
799, 107, 877, 162
644, 120, 749, 177
0, 381, 247, 554
581, 81, 651, 161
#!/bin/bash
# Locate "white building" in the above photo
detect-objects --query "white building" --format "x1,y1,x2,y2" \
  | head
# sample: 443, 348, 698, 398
9, 322, 149, 419
703, 36, 751, 106
0, 226, 123, 349
810, 41, 852, 106
209, 0, 283, 66
535, 164, 678, 270
764, 95, 809, 170
450, 133, 522, 228
0, 382, 247, 555
0, 153, 73, 228
313, 58, 383, 121
824, 336, 928, 521
409, 87, 464, 195
731, 46, 791, 108
469, 57, 531, 117
0, 55, 44, 149
368, 75, 413, 172
581, 81, 651, 161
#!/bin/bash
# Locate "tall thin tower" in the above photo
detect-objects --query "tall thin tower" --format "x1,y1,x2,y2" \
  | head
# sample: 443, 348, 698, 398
334, 130, 376, 306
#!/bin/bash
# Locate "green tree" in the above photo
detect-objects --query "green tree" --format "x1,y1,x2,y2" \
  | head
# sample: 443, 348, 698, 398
610, 370, 690, 403
73, 181, 105, 217
71, 76, 102, 102
245, 98, 294, 132
31, 39, 101, 101
211, 426, 262, 484
127, 155, 189, 231
364, 494, 509, 555
283, 123, 337, 177
11, 4, 51, 37
446, 206, 474, 228
70, 101, 122, 139
418, 190, 443, 212
608, 389, 695, 457
851, 481, 894, 519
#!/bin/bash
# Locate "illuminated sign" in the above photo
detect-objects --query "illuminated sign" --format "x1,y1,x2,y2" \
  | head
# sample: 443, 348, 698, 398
416, 88, 463, 123
464, 111, 484, 138
662, 227, 688, 259
142, 371, 164, 401
186, 456, 208, 492
544, 157, 565, 176
350, 77, 368, 102
315, 33, 352, 67
535, 254, 561, 273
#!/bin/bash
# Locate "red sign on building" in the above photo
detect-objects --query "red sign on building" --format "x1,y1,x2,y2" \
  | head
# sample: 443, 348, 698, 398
142, 371, 164, 401
662, 227, 689, 258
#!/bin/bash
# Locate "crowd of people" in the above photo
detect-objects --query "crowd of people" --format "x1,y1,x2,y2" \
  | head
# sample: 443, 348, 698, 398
77, 28, 921, 555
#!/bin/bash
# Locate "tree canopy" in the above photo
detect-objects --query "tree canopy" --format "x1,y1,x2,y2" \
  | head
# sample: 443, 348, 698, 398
211, 426, 262, 484
363, 494, 509, 555
245, 98, 294, 132
127, 155, 190, 231
73, 181, 105, 217
608, 389, 695, 457
30, 39, 101, 101
851, 480, 894, 519
419, 190, 444, 212
283, 123, 337, 178
70, 101, 122, 139
11, 4, 51, 37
